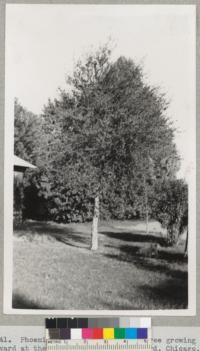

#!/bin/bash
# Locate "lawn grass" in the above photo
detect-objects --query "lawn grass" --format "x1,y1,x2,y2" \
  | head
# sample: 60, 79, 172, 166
13, 220, 188, 310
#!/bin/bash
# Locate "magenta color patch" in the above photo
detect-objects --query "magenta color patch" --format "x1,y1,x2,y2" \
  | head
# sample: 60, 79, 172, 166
82, 328, 93, 339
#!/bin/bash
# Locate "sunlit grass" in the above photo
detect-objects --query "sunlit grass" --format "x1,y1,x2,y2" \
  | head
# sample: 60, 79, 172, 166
13, 220, 188, 310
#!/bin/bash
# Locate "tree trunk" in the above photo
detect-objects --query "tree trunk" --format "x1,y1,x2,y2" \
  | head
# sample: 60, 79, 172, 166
91, 195, 99, 251
144, 178, 149, 235
184, 227, 188, 257
145, 197, 149, 235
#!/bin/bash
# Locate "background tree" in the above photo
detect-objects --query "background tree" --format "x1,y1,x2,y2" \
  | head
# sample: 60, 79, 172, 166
14, 99, 44, 221
14, 99, 42, 163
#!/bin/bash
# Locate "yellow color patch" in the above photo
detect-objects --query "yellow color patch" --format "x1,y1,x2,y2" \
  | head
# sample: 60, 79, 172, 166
103, 328, 114, 339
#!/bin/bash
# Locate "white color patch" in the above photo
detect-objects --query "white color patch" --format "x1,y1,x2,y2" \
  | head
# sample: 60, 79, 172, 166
71, 329, 82, 340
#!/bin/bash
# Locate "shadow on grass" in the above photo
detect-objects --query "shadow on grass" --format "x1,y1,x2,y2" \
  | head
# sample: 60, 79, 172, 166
14, 221, 187, 271
121, 243, 187, 263
12, 292, 52, 309
104, 243, 187, 279
137, 278, 188, 309
100, 230, 168, 246
97, 277, 188, 310
13, 220, 188, 310
14, 220, 90, 249
15, 221, 167, 247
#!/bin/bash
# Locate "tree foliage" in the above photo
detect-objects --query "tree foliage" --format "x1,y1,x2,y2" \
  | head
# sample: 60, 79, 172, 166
14, 45, 182, 229
152, 179, 188, 244
14, 99, 42, 164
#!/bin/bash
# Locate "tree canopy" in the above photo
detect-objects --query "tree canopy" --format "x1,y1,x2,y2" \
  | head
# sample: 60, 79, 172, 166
14, 99, 42, 164
15, 45, 182, 233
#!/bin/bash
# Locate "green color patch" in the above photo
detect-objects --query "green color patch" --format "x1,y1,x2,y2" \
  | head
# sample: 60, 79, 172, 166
114, 328, 125, 339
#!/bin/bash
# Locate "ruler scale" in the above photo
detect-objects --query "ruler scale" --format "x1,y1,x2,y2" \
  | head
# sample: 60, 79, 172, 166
47, 341, 152, 351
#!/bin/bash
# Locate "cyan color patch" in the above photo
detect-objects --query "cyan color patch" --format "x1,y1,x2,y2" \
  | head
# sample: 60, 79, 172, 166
125, 328, 137, 339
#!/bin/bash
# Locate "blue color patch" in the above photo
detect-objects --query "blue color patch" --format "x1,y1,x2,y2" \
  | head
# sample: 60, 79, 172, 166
137, 328, 148, 339
125, 328, 137, 339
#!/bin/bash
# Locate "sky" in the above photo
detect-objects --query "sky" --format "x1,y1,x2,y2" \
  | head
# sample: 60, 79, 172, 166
5, 4, 196, 179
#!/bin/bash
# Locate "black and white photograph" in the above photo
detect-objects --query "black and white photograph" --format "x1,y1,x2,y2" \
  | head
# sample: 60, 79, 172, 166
4, 4, 196, 314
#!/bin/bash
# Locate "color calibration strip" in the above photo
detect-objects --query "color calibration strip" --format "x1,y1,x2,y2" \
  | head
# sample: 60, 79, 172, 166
46, 318, 151, 350
45, 317, 151, 329
46, 327, 148, 340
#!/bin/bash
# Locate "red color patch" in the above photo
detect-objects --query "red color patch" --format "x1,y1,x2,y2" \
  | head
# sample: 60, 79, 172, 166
93, 328, 103, 339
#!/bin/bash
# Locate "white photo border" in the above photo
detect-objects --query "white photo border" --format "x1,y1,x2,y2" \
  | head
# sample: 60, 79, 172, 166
3, 3, 196, 316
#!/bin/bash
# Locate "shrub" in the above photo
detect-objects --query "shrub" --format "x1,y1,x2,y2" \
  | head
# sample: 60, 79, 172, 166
152, 179, 188, 245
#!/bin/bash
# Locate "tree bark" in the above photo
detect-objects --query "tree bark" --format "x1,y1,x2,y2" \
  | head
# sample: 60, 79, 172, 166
184, 227, 188, 257
91, 195, 99, 250
144, 178, 149, 235
145, 197, 149, 234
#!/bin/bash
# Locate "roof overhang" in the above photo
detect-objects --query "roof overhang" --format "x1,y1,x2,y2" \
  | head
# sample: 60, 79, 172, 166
14, 155, 37, 172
